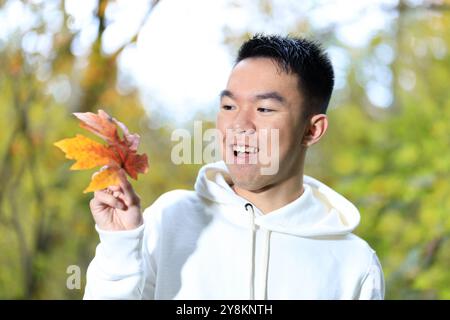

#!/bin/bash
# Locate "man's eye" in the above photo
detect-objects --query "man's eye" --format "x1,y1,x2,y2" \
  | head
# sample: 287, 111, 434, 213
257, 107, 274, 113
222, 105, 235, 111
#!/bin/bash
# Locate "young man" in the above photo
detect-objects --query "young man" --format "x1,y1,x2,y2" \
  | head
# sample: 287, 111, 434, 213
84, 35, 385, 300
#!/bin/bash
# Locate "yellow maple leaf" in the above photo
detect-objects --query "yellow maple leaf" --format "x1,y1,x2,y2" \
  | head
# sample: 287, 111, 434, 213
83, 166, 121, 193
54, 110, 149, 193
54, 134, 118, 170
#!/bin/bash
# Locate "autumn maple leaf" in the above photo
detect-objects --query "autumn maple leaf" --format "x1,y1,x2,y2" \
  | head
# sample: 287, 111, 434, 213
54, 109, 149, 193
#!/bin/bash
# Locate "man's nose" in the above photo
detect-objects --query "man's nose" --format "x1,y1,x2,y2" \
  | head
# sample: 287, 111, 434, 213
232, 108, 256, 135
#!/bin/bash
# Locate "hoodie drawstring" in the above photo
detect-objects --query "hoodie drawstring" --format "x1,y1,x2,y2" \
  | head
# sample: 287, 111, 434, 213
245, 203, 271, 300
245, 203, 256, 300
260, 229, 271, 300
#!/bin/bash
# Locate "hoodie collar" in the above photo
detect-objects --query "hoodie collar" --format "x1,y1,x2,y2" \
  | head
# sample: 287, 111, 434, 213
194, 161, 360, 237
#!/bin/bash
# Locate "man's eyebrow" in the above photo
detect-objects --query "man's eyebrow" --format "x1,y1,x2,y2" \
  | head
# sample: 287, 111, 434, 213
254, 91, 286, 104
219, 90, 234, 99
219, 90, 286, 104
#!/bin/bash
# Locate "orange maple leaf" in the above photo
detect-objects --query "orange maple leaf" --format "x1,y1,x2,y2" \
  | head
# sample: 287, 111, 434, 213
54, 109, 149, 193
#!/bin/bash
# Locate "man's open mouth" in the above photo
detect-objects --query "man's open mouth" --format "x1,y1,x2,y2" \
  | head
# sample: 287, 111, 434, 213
232, 144, 259, 157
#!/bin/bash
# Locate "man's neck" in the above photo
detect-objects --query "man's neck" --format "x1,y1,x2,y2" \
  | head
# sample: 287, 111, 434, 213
232, 172, 305, 214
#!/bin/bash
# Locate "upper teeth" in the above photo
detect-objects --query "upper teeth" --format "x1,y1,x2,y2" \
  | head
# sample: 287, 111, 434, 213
233, 145, 257, 153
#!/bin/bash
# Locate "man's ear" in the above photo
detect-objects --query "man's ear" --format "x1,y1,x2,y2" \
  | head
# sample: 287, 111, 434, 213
301, 114, 328, 147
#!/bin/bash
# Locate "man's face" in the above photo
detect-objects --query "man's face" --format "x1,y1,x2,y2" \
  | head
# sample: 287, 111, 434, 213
216, 57, 308, 191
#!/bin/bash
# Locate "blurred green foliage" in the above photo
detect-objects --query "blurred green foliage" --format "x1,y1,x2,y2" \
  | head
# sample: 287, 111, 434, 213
0, 0, 449, 299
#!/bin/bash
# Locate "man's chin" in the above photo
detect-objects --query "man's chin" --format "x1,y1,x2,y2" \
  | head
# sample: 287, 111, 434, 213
226, 165, 266, 192
226, 162, 260, 176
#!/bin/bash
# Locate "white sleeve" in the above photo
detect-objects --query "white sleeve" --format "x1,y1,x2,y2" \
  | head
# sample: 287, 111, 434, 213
357, 252, 385, 300
83, 209, 158, 300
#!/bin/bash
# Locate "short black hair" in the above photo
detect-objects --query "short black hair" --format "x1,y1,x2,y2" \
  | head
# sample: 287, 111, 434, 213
236, 34, 334, 115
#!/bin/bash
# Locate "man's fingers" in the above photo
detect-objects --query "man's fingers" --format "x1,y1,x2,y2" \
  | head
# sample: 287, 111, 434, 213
117, 170, 139, 206
108, 185, 121, 192
118, 170, 132, 192
94, 170, 139, 208
112, 190, 121, 198
93, 190, 127, 210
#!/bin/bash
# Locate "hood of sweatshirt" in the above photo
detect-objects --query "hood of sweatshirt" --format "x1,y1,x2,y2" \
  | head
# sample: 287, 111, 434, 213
194, 161, 360, 237
194, 161, 362, 299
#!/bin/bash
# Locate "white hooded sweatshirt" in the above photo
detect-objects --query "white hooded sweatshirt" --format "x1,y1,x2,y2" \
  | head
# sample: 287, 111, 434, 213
84, 161, 385, 300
